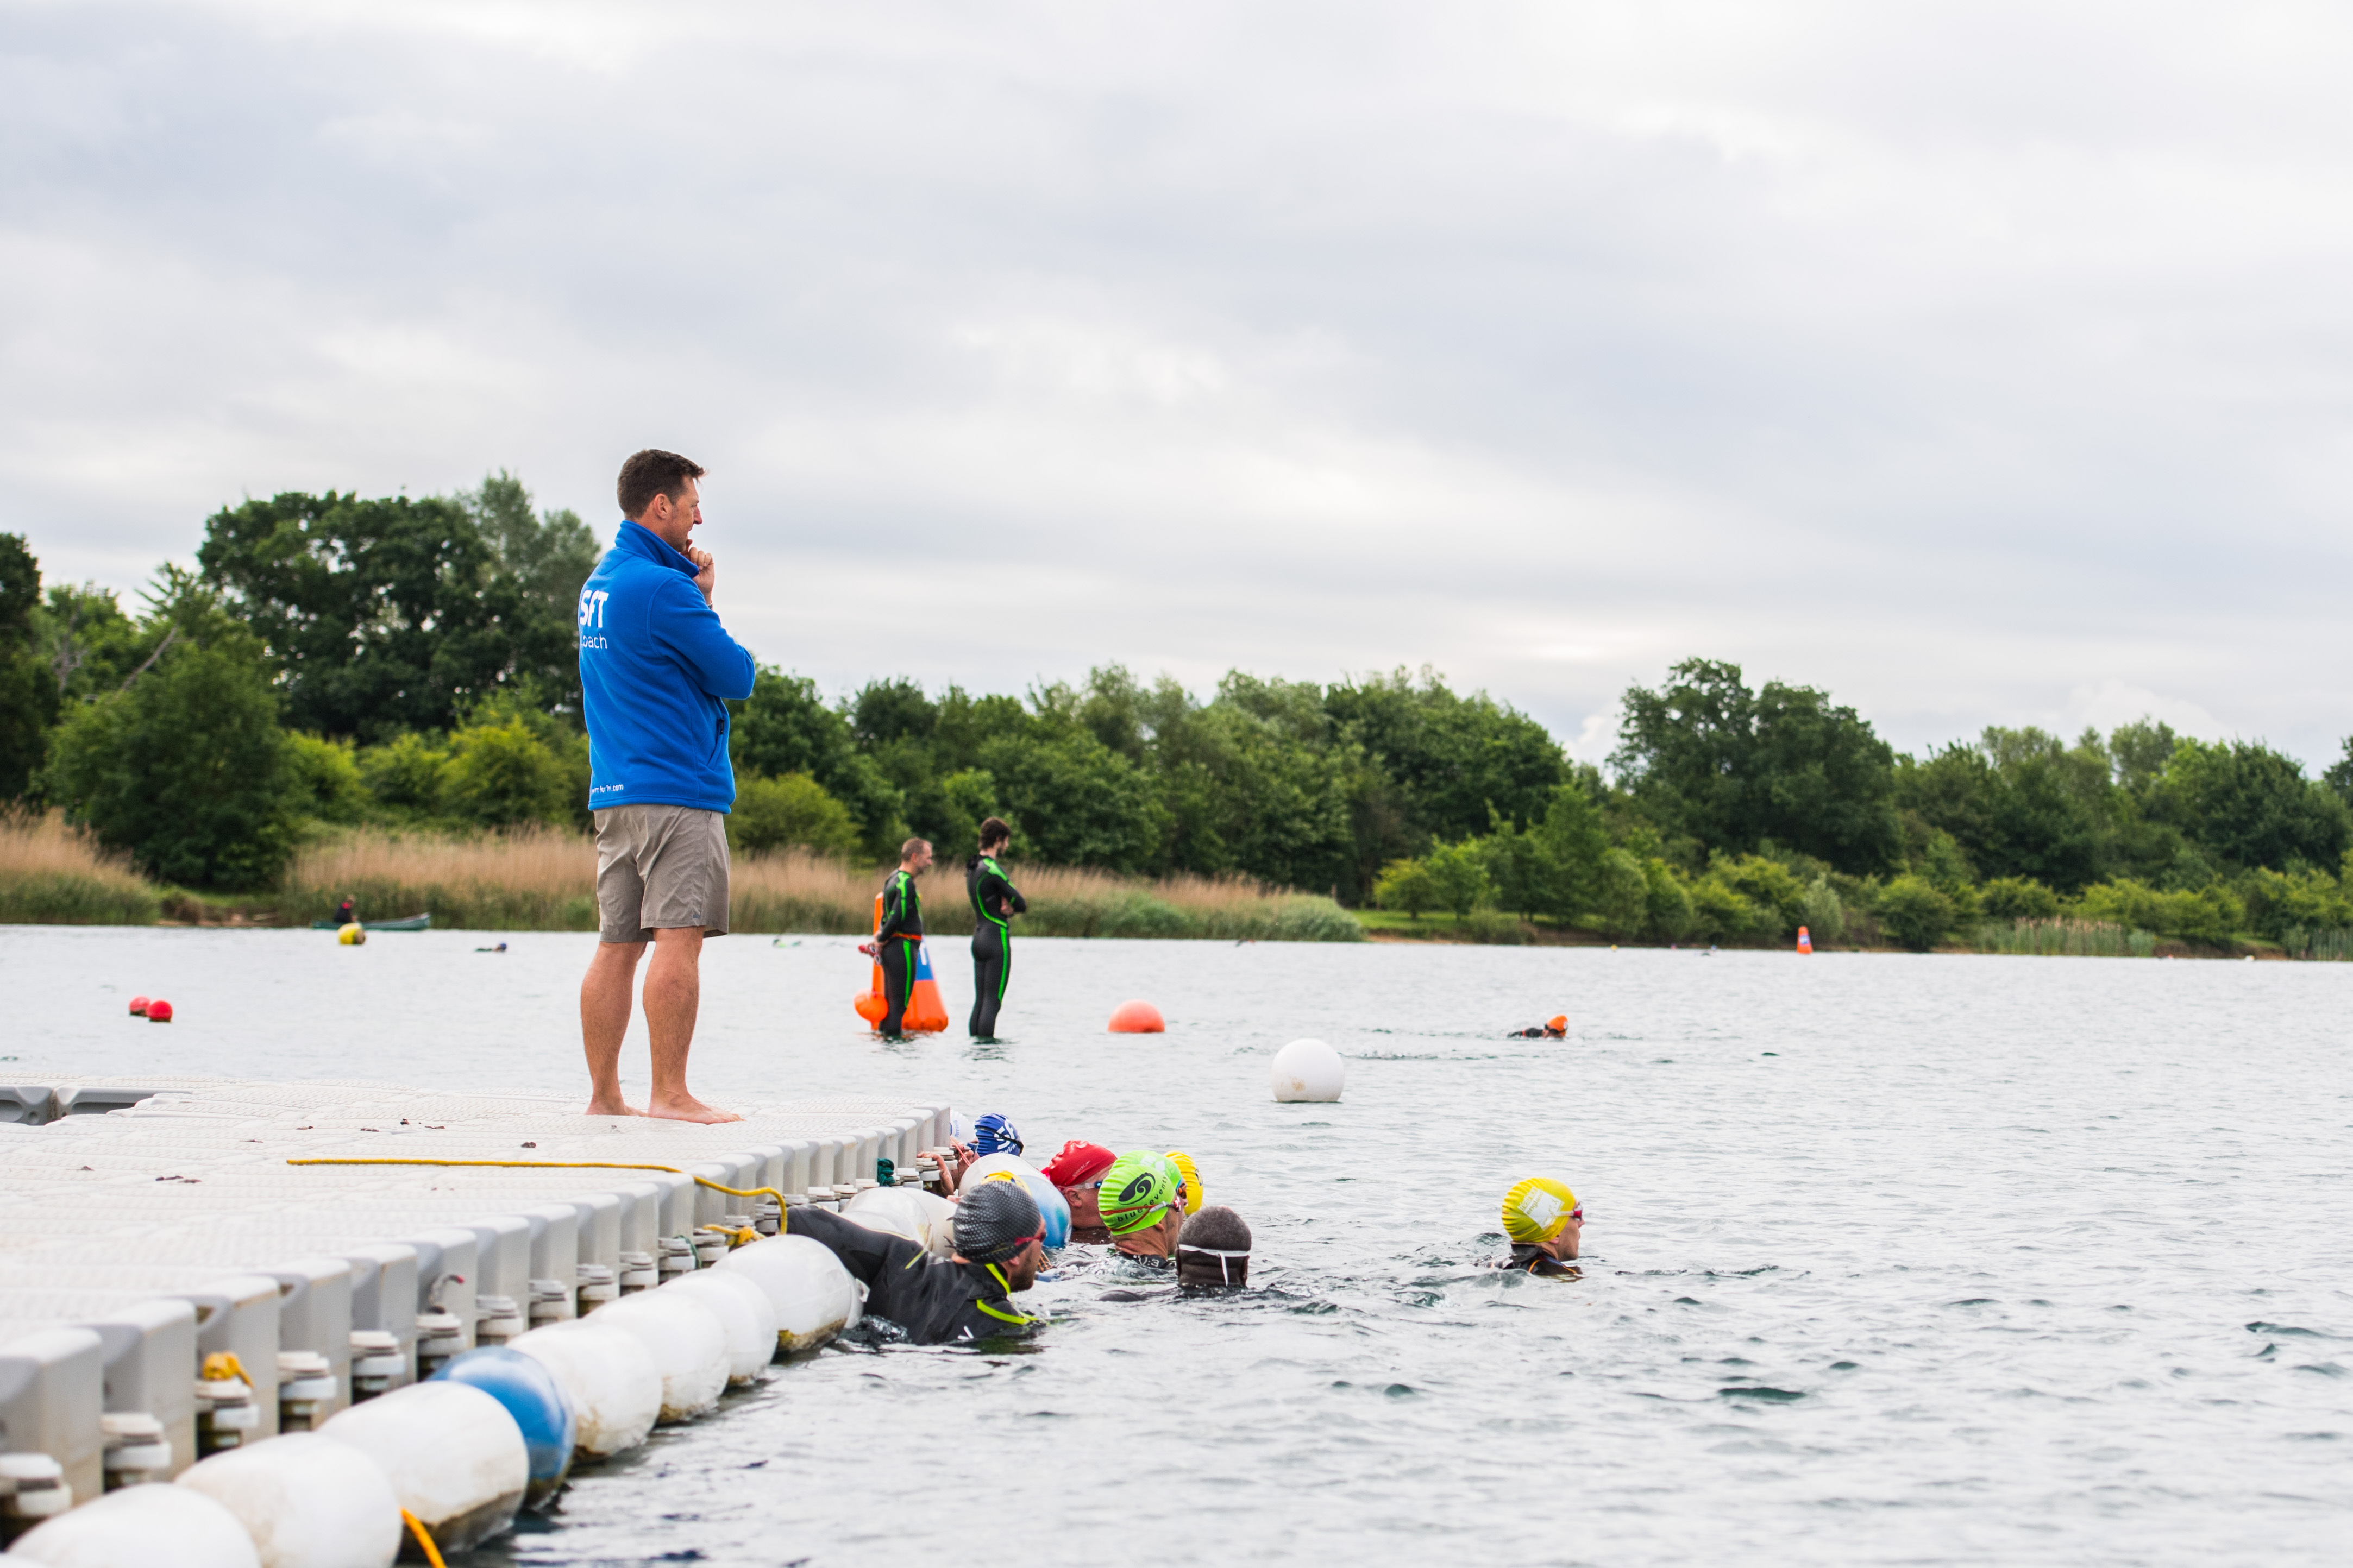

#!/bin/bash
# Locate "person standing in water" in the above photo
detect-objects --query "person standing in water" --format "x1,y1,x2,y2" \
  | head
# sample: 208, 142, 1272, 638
965, 817, 1026, 1038
861, 837, 932, 1037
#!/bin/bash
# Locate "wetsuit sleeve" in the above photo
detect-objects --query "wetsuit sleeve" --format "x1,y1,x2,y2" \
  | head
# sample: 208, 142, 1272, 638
977, 862, 1026, 917
873, 873, 911, 944
787, 1206, 928, 1294
649, 574, 757, 701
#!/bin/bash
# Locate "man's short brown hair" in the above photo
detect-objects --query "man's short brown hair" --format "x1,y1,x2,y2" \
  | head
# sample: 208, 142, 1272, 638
901, 837, 932, 862
617, 449, 706, 520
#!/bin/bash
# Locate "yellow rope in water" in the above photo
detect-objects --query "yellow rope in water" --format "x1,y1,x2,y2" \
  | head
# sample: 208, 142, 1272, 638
401, 1509, 448, 1568
284, 1156, 785, 1206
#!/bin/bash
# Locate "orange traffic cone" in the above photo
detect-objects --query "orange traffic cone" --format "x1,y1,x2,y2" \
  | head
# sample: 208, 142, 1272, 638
1797, 925, 1813, 955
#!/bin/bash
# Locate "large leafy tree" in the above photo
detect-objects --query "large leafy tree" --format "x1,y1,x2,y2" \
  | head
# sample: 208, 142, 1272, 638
730, 668, 906, 857
1611, 658, 1900, 873
197, 477, 592, 741
0, 533, 58, 799
2150, 738, 2349, 872
1324, 666, 1567, 848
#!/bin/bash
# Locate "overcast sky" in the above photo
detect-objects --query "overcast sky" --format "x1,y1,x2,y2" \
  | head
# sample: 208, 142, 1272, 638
7, 1, 2352, 767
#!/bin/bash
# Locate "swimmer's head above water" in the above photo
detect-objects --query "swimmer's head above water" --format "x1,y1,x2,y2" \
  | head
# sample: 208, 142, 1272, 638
952, 1175, 1049, 1288
1176, 1205, 1252, 1288
1500, 1176, 1583, 1269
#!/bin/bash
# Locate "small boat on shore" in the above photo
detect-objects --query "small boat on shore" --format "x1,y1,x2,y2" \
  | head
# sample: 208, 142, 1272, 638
310, 914, 433, 932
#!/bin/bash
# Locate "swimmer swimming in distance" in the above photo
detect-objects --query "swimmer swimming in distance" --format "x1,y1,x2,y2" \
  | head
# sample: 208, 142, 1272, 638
1506, 1015, 1569, 1039
1495, 1176, 1583, 1276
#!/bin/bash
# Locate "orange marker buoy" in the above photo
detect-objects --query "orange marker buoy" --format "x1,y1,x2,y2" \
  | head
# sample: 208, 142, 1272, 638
145, 999, 174, 1023
1797, 925, 1813, 955
1107, 1000, 1165, 1034
128, 996, 149, 1017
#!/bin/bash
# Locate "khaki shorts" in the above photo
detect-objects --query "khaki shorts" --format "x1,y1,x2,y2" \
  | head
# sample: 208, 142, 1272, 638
593, 804, 731, 943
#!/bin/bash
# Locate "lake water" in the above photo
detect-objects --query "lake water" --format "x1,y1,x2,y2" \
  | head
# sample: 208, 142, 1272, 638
4, 927, 2351, 1565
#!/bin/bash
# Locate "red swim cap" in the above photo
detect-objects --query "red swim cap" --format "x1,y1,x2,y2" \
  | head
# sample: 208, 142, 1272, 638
1040, 1140, 1116, 1188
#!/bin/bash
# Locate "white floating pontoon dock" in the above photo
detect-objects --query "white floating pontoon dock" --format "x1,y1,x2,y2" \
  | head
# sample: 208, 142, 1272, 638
0, 1076, 953, 1557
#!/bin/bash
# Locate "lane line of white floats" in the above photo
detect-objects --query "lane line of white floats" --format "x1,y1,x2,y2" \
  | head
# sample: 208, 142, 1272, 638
0, 1076, 961, 1566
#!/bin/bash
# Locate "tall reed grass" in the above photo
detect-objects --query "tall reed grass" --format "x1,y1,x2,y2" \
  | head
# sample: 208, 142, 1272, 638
1972, 917, 2156, 958
0, 810, 164, 925
2279, 925, 2353, 961
283, 829, 1363, 940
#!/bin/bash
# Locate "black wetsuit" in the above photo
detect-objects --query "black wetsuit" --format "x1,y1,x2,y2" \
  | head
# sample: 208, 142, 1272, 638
787, 1207, 1041, 1343
1499, 1244, 1579, 1277
965, 853, 1027, 1037
874, 867, 923, 1035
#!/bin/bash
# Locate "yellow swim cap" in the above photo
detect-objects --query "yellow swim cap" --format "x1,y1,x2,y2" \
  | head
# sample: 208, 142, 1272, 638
1501, 1177, 1579, 1243
1165, 1150, 1203, 1215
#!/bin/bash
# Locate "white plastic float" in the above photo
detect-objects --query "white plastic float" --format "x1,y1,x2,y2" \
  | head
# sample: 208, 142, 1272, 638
662, 1272, 778, 1387
840, 1185, 958, 1256
506, 1322, 658, 1460
317, 1382, 525, 1554
6, 1479, 260, 1568
714, 1236, 861, 1351
174, 1431, 403, 1568
1272, 1037, 1346, 1103
579, 1291, 727, 1422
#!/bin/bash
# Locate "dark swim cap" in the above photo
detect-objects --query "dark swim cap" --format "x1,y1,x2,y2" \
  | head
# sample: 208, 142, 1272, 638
1176, 1206, 1252, 1287
952, 1177, 1045, 1264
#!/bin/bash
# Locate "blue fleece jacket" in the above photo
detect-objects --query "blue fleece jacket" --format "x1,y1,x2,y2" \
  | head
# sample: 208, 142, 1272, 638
579, 521, 758, 814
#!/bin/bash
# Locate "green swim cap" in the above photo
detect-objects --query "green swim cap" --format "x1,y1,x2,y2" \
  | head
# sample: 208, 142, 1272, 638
1098, 1151, 1179, 1235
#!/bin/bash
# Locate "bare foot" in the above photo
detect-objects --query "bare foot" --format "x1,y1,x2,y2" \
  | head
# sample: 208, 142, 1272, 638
585, 1098, 644, 1117
645, 1095, 742, 1124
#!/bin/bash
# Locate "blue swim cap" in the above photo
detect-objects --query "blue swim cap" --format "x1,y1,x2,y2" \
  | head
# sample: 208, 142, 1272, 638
972, 1113, 1022, 1157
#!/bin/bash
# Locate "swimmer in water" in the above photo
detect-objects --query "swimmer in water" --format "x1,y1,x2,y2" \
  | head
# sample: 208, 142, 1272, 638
969, 1112, 1022, 1158
1495, 1177, 1583, 1276
1100, 1150, 1185, 1261
1506, 1015, 1569, 1038
1100, 1205, 1254, 1301
1040, 1140, 1117, 1242
789, 1177, 1046, 1342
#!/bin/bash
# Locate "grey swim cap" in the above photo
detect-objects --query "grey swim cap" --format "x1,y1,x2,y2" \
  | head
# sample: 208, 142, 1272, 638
1176, 1205, 1252, 1287
952, 1177, 1045, 1265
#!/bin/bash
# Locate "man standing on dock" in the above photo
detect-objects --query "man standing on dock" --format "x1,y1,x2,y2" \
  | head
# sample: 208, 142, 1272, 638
576, 449, 756, 1124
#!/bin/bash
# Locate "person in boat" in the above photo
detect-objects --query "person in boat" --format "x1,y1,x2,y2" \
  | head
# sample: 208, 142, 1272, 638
336, 896, 355, 925
789, 1177, 1046, 1343
1040, 1140, 1118, 1243
1100, 1150, 1185, 1262
1495, 1177, 1584, 1276
1506, 1015, 1568, 1038
858, 837, 932, 1038
965, 817, 1027, 1039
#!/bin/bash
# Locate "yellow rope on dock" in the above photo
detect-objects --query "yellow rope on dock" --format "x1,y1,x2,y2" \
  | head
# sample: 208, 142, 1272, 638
283, 1156, 785, 1207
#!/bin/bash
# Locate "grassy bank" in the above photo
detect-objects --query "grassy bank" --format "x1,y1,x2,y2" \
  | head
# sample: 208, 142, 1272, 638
0, 812, 164, 924
278, 829, 1363, 940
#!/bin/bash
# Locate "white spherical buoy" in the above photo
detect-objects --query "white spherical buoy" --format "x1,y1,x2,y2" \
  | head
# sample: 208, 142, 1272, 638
580, 1289, 727, 1422
1272, 1037, 1346, 1103
715, 1234, 861, 1352
318, 1381, 526, 1555
842, 1184, 957, 1256
176, 1431, 403, 1568
508, 1323, 660, 1459
9, 1475, 261, 1568
662, 1270, 778, 1386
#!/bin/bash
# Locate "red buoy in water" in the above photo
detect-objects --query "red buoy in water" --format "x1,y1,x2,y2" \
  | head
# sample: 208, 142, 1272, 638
128, 996, 149, 1017
145, 999, 174, 1023
1107, 999, 1165, 1034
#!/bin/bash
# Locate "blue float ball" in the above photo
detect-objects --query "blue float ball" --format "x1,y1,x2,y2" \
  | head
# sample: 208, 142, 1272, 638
1023, 1172, 1071, 1249
430, 1345, 576, 1506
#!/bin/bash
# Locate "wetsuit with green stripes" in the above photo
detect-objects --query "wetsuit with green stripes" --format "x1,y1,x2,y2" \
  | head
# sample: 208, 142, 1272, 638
873, 867, 923, 1035
965, 853, 1026, 1038
786, 1206, 1042, 1343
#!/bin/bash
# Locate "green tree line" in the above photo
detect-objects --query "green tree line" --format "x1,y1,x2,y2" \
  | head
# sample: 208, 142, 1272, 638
7, 486, 2353, 955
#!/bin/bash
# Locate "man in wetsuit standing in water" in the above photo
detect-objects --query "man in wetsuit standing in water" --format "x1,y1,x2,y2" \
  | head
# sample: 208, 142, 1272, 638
860, 838, 931, 1037
965, 816, 1026, 1038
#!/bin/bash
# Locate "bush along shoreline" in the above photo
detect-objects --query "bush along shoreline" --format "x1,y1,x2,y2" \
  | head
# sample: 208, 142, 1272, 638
12, 493, 2353, 958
